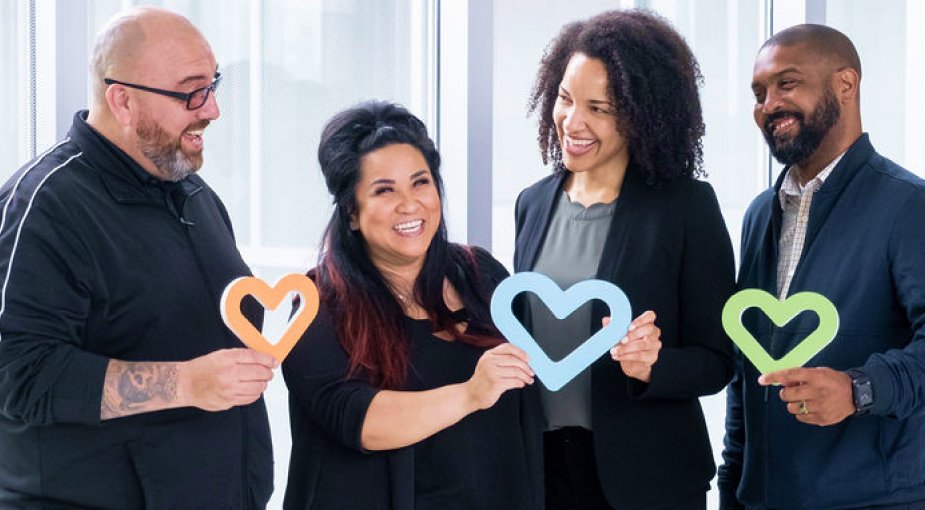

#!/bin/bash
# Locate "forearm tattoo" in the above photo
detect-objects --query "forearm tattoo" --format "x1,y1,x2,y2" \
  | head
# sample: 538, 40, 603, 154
101, 361, 179, 420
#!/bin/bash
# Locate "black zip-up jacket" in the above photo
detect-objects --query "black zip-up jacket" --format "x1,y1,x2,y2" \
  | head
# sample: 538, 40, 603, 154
0, 111, 273, 509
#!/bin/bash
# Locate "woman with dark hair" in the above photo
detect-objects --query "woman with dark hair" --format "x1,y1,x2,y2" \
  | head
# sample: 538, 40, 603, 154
283, 101, 543, 510
514, 10, 735, 510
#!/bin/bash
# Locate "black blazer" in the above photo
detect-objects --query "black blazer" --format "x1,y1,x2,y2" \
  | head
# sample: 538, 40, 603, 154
513, 167, 735, 510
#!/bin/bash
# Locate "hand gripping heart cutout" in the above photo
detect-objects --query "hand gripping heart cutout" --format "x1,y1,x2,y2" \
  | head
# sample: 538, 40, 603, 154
721, 289, 839, 374
220, 273, 319, 362
491, 272, 632, 392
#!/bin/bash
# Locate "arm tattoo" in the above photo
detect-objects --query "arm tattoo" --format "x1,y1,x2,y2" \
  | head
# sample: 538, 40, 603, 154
101, 361, 180, 420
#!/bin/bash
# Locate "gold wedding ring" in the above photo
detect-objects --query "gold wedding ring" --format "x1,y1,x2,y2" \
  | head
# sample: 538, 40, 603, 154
799, 400, 809, 415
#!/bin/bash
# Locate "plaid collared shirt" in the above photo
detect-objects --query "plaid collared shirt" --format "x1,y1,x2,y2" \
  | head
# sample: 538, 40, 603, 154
776, 153, 844, 299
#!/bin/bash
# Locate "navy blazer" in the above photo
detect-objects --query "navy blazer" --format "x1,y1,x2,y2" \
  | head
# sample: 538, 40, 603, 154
719, 134, 925, 510
514, 166, 736, 509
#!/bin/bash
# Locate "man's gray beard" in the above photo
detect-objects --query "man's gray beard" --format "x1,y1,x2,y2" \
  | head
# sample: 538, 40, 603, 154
136, 117, 202, 182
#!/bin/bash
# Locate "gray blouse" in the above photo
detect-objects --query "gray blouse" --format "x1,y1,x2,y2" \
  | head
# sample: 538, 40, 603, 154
526, 190, 615, 431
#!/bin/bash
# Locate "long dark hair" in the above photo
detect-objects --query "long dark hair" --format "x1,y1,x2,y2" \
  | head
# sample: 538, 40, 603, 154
529, 9, 706, 186
315, 101, 501, 389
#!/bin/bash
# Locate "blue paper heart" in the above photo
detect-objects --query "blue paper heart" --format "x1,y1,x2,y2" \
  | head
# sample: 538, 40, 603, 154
491, 272, 633, 391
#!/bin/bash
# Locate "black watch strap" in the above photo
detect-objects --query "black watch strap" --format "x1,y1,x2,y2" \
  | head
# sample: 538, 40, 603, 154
846, 369, 874, 415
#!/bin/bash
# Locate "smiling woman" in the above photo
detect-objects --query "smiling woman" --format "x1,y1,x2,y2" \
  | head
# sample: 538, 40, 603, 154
515, 10, 736, 510
551, 53, 628, 205
351, 143, 442, 277
281, 101, 543, 510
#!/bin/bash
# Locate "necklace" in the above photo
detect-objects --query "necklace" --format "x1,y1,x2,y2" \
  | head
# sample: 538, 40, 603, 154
388, 279, 414, 305
393, 287, 413, 304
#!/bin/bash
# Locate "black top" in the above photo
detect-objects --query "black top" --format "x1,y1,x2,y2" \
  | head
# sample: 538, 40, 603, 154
283, 246, 543, 510
0, 111, 272, 509
514, 167, 736, 510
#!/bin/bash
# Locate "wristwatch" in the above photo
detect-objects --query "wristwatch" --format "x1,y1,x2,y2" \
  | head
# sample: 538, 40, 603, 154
846, 369, 874, 415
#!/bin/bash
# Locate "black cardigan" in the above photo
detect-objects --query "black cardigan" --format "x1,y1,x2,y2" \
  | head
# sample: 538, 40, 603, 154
514, 167, 735, 509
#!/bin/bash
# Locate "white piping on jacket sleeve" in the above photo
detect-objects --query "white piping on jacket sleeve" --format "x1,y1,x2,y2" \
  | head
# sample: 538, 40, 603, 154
0, 143, 83, 341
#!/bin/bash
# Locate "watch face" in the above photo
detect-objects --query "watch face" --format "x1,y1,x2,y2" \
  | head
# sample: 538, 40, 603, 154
852, 375, 874, 411
856, 386, 874, 407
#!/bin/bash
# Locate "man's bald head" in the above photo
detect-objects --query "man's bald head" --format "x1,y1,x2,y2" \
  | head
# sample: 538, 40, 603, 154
86, 7, 219, 182
89, 7, 205, 106
761, 24, 861, 79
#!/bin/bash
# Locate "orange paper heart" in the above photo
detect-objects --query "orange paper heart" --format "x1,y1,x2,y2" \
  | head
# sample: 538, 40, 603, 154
220, 273, 319, 362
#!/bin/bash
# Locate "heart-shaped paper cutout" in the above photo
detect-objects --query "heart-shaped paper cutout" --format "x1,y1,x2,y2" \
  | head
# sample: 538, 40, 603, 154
721, 289, 839, 374
220, 273, 319, 362
491, 272, 632, 391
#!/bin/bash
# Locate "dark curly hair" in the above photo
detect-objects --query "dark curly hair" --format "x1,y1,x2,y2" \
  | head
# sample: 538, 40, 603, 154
528, 9, 705, 186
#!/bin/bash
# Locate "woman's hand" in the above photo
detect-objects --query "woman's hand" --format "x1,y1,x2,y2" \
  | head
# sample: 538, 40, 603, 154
608, 311, 662, 383
362, 344, 533, 450
464, 343, 534, 410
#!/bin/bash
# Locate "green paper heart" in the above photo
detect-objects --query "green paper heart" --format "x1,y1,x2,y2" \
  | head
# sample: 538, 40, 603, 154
722, 289, 839, 374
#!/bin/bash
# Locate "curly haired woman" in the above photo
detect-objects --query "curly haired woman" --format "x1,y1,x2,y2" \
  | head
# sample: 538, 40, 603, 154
513, 10, 735, 510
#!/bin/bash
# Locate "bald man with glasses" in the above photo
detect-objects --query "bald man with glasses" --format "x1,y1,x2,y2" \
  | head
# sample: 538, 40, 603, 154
0, 7, 274, 508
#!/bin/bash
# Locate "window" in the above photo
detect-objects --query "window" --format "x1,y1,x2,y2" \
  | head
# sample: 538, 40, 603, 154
826, 0, 925, 177
0, 0, 33, 175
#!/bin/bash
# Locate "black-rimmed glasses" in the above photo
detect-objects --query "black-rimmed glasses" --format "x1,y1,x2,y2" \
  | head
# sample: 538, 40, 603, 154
103, 73, 222, 110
